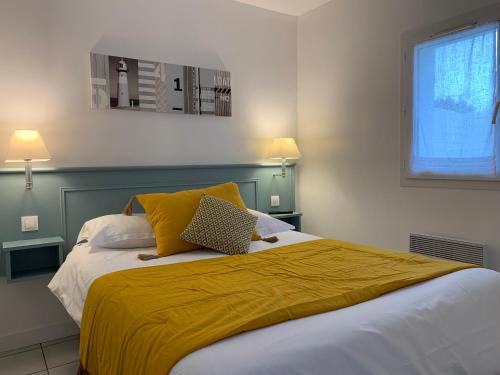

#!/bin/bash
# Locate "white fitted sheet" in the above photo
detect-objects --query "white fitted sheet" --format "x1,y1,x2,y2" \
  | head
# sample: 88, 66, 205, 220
48, 232, 500, 375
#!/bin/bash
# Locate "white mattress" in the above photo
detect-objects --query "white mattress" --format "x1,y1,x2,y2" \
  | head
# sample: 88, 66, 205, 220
48, 232, 500, 375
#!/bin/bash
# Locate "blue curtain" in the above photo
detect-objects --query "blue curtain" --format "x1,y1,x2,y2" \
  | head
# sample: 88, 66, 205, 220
412, 23, 498, 176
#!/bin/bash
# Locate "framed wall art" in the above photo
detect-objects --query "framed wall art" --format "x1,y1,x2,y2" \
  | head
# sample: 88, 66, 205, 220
90, 53, 231, 117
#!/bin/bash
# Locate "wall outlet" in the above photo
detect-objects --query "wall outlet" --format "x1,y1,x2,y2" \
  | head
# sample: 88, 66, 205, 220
271, 195, 280, 207
21, 216, 39, 232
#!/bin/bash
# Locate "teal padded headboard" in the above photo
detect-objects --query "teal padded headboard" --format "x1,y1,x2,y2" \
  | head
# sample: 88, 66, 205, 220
0, 164, 295, 276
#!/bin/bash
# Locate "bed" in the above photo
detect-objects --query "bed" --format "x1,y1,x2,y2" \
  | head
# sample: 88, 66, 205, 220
49, 229, 500, 375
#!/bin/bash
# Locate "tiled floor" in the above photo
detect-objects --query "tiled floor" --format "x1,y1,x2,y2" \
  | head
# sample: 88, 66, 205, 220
0, 335, 79, 375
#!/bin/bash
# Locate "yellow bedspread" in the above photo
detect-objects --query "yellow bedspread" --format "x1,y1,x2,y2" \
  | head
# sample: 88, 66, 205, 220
79, 239, 475, 375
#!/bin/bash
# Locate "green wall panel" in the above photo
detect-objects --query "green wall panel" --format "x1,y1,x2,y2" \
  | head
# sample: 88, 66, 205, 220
0, 164, 295, 276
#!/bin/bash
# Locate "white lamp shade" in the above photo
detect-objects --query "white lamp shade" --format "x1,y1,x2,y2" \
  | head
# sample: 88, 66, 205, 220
269, 138, 301, 160
5, 130, 51, 162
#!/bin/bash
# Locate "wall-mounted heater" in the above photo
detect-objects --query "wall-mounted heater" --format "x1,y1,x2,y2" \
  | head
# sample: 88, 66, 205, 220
409, 233, 486, 267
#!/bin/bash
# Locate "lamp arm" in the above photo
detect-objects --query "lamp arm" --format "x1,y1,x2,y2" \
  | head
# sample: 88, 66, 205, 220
25, 160, 33, 189
273, 158, 288, 178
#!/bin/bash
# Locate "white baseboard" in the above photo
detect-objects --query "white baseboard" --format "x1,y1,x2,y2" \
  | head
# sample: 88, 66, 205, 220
0, 320, 79, 353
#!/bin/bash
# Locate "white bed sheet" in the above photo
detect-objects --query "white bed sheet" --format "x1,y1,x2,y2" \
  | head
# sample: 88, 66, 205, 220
48, 231, 320, 326
48, 232, 500, 375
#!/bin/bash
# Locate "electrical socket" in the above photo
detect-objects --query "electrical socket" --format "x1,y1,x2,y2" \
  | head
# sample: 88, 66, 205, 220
21, 216, 38, 232
270, 195, 280, 207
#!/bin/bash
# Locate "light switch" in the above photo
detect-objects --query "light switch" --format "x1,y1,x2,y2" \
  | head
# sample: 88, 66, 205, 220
271, 195, 280, 207
21, 216, 39, 232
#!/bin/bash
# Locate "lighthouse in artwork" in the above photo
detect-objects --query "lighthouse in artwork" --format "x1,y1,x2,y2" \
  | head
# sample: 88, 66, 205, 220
116, 58, 130, 108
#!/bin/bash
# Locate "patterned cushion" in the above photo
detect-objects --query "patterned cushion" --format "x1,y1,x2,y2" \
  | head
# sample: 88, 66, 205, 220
180, 194, 258, 255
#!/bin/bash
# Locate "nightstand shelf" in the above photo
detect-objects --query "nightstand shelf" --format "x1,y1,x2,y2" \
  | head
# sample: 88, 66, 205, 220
269, 212, 302, 232
2, 236, 64, 283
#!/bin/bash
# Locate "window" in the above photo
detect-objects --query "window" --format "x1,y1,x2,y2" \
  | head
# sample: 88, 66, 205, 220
402, 8, 500, 186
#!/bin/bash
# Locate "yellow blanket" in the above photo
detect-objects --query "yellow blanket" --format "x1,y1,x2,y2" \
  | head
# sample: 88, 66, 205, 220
79, 239, 475, 375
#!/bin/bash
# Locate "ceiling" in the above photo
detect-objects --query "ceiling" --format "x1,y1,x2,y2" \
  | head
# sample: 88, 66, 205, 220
231, 0, 332, 16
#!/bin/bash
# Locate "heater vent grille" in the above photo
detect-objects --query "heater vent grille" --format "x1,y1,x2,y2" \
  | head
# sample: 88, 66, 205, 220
409, 233, 485, 267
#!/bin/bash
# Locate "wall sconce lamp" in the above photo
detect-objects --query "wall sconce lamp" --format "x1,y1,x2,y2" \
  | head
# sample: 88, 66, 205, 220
5, 130, 51, 189
269, 138, 301, 178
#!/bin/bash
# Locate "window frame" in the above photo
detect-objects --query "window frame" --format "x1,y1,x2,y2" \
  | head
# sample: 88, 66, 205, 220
401, 3, 500, 190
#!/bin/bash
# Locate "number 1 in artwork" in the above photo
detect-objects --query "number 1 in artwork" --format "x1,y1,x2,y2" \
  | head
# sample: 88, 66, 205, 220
174, 78, 182, 91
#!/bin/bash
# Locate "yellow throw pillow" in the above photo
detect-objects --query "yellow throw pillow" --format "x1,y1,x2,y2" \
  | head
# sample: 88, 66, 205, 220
136, 182, 261, 256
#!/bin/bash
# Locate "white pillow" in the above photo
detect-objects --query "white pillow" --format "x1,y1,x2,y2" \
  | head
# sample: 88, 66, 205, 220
77, 214, 156, 249
248, 209, 295, 236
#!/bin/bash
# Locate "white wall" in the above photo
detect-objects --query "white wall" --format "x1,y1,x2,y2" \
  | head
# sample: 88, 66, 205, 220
0, 0, 297, 351
0, 276, 78, 352
0, 0, 297, 168
298, 0, 500, 271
